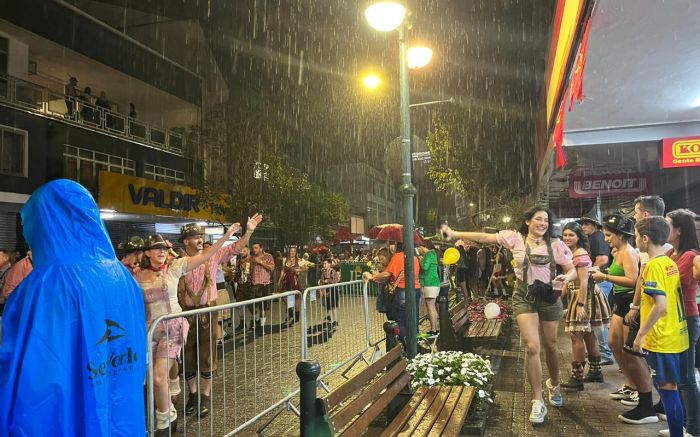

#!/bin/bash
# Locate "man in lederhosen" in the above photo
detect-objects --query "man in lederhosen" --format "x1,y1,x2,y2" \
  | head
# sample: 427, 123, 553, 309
178, 215, 262, 418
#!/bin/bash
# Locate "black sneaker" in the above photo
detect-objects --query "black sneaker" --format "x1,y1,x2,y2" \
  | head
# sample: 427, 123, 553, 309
654, 401, 667, 421
609, 385, 634, 400
618, 405, 660, 425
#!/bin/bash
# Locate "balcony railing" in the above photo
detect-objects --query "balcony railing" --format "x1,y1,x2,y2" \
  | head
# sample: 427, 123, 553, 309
0, 74, 187, 156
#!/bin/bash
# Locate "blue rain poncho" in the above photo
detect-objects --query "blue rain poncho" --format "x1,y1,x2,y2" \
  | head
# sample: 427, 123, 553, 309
0, 180, 147, 436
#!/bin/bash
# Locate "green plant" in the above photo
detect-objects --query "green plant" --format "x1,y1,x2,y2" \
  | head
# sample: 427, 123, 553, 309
406, 351, 494, 405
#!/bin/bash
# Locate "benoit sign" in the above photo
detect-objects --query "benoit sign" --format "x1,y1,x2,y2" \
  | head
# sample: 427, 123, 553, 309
660, 136, 700, 169
98, 172, 226, 221
569, 171, 649, 199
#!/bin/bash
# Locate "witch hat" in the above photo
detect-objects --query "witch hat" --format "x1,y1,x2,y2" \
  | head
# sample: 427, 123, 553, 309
577, 204, 602, 227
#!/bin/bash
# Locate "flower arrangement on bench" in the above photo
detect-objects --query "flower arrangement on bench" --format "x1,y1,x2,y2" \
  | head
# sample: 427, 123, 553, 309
406, 351, 494, 408
466, 298, 511, 324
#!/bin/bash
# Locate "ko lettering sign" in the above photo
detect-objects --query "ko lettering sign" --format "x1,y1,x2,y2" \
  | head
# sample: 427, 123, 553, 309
568, 171, 649, 199
98, 172, 226, 221
660, 136, 700, 168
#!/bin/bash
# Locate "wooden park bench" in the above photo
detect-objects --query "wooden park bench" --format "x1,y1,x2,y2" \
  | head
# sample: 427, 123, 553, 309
465, 319, 503, 340
298, 324, 475, 436
437, 297, 471, 351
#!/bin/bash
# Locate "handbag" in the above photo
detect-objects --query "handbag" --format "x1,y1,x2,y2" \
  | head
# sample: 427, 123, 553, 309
375, 281, 390, 313
528, 280, 558, 304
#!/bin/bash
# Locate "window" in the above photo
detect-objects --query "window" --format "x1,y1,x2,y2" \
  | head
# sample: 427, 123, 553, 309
144, 163, 185, 184
63, 145, 135, 191
0, 37, 7, 98
0, 125, 28, 177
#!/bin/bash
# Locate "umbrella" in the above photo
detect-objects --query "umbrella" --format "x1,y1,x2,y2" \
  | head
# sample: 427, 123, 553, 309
371, 223, 425, 245
367, 223, 402, 239
309, 245, 329, 254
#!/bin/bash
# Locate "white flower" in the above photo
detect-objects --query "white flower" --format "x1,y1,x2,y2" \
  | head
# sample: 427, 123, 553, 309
478, 390, 486, 398
437, 369, 445, 375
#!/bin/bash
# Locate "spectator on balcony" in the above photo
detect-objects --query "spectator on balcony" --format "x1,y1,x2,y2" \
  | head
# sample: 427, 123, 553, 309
96, 91, 111, 110
64, 77, 77, 117
80, 87, 97, 123
96, 91, 113, 128
129, 102, 137, 119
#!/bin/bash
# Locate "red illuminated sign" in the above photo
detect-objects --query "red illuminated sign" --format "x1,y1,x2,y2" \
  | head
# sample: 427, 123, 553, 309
660, 136, 700, 168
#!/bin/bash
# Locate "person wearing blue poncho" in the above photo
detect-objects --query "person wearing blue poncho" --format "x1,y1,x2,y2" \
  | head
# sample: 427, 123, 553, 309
0, 179, 148, 436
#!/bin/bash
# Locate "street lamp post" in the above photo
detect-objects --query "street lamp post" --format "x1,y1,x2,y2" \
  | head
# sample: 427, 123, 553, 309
366, 1, 424, 358
397, 21, 418, 359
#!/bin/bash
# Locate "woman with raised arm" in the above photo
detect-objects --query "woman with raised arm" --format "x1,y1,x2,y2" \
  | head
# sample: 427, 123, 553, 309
442, 206, 575, 425
136, 224, 241, 436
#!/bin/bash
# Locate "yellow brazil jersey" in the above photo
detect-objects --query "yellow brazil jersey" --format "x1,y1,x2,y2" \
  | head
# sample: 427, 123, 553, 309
640, 255, 689, 353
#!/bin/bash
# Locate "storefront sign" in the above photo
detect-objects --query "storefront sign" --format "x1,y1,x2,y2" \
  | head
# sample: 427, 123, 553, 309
569, 172, 649, 199
98, 172, 226, 221
660, 136, 700, 168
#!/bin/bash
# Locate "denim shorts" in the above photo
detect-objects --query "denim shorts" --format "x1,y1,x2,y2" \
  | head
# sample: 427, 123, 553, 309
512, 281, 563, 322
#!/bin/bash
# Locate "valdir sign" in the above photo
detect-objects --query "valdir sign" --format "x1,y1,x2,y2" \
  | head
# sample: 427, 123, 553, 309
98, 172, 227, 221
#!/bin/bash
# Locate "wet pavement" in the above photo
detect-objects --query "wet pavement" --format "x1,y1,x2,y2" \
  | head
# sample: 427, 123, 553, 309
484, 321, 668, 437
160, 292, 671, 437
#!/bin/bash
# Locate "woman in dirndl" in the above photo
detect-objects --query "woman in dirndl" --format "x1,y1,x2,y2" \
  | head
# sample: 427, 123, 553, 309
560, 222, 612, 391
136, 225, 239, 436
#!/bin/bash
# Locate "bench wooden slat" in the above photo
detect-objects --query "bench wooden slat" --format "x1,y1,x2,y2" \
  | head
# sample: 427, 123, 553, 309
448, 300, 465, 317
331, 360, 407, 430
339, 372, 411, 436
413, 387, 452, 437
380, 386, 429, 437
323, 346, 402, 411
394, 386, 441, 436
465, 319, 503, 338
450, 307, 469, 327
443, 386, 475, 436
430, 386, 464, 435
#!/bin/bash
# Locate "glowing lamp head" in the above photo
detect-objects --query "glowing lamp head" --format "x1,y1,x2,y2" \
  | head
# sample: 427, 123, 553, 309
363, 74, 381, 89
407, 46, 433, 69
365, 2, 406, 32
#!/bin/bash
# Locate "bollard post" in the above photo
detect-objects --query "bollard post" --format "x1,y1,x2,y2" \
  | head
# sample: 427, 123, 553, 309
297, 360, 321, 437
437, 296, 457, 351
384, 321, 400, 353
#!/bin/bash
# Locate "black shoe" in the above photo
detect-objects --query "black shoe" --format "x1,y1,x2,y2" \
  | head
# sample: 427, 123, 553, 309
198, 395, 210, 418
185, 395, 197, 415
618, 405, 659, 424
560, 377, 584, 391
600, 359, 614, 366
583, 372, 604, 383
654, 401, 667, 421
332, 321, 338, 328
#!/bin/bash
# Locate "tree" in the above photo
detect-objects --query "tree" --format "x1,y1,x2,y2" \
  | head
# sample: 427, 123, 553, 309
426, 113, 533, 229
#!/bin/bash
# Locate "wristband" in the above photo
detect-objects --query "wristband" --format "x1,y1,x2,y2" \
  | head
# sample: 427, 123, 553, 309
629, 303, 640, 310
604, 274, 609, 282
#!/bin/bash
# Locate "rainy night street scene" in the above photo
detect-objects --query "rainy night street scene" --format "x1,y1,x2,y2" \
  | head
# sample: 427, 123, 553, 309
3, 0, 700, 436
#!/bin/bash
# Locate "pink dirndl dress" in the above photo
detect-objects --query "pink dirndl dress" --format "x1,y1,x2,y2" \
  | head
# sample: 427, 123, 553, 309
137, 259, 190, 360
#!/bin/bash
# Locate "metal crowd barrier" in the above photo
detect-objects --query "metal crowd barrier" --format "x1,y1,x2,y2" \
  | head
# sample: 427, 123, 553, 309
300, 280, 370, 379
146, 290, 303, 436
144, 280, 395, 436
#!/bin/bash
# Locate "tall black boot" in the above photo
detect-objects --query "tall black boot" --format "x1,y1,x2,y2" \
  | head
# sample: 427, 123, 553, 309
584, 355, 604, 382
